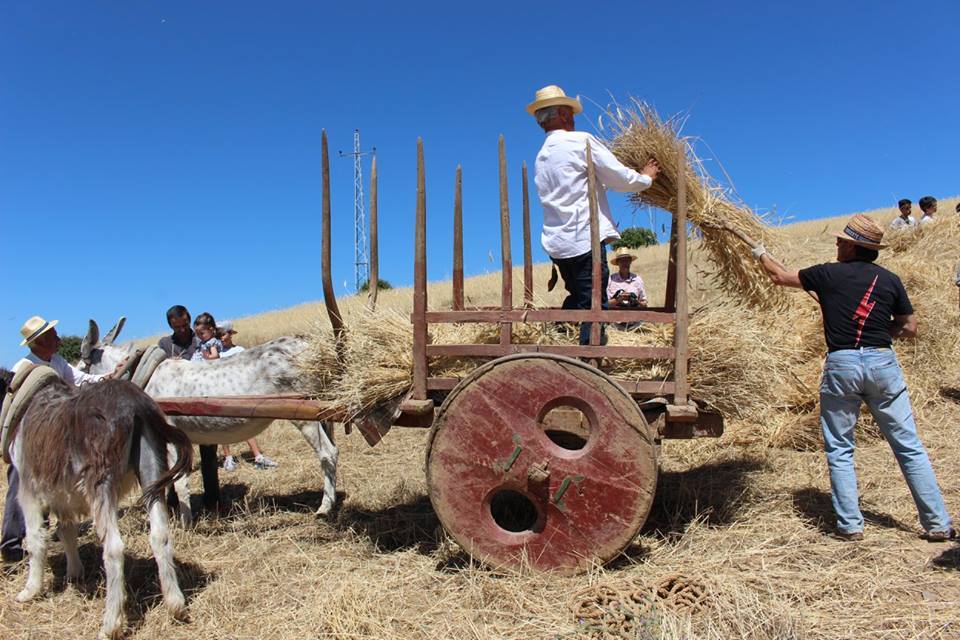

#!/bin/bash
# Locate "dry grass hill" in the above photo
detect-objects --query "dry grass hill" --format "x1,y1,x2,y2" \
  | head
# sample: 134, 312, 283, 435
2, 197, 959, 639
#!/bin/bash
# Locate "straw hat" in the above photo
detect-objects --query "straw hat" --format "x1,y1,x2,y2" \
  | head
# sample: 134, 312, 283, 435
20, 315, 58, 346
609, 247, 639, 265
526, 85, 583, 116
833, 214, 887, 250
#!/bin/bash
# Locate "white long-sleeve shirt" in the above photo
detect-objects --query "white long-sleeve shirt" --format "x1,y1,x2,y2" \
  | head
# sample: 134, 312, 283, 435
12, 352, 104, 386
535, 130, 652, 259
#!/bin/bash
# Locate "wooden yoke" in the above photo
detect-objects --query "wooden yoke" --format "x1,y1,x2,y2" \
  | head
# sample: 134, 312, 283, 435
452, 165, 464, 310
367, 155, 379, 311
585, 142, 602, 346
321, 130, 345, 352
522, 161, 534, 307
412, 139, 428, 400
498, 136, 513, 347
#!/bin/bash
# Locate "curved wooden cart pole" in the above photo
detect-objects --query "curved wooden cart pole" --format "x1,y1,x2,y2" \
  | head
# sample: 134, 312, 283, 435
412, 138, 428, 400
367, 155, 379, 311
498, 136, 512, 347
673, 139, 690, 406
452, 165, 464, 311
321, 130, 345, 349
521, 161, 534, 308
585, 141, 602, 347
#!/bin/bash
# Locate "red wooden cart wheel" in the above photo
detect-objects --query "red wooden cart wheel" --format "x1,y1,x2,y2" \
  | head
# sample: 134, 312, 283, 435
426, 353, 657, 574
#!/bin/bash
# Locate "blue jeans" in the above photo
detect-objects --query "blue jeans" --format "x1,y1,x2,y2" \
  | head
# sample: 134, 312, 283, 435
552, 246, 609, 345
820, 348, 952, 534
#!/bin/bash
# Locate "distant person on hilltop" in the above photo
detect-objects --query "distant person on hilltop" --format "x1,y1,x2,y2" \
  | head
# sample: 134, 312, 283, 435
529, 84, 660, 345
752, 214, 954, 543
890, 199, 915, 230
918, 196, 937, 225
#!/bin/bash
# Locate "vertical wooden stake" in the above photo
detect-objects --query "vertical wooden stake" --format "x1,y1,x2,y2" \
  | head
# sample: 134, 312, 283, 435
412, 138, 428, 400
585, 141, 602, 347
673, 140, 690, 405
321, 130, 345, 352
521, 161, 533, 308
498, 136, 513, 348
452, 165, 464, 311
366, 155, 379, 311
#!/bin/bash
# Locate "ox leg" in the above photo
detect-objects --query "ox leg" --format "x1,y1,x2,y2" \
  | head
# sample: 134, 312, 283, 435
147, 501, 188, 620
59, 521, 83, 583
167, 443, 193, 528
294, 421, 339, 516
95, 502, 126, 640
15, 490, 47, 602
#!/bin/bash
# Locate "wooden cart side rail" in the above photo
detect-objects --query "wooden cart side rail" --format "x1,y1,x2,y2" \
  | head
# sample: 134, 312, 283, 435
426, 376, 675, 395
425, 344, 675, 359
155, 397, 348, 422
423, 309, 676, 324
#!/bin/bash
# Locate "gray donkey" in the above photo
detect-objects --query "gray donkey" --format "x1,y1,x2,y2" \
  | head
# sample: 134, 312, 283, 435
78, 319, 339, 519
7, 372, 193, 640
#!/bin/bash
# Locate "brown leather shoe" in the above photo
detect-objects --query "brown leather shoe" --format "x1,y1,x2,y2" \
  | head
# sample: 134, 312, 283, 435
921, 528, 957, 542
833, 531, 864, 542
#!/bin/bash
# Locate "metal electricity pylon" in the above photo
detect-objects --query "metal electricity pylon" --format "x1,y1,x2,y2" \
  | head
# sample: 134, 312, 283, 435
339, 130, 376, 292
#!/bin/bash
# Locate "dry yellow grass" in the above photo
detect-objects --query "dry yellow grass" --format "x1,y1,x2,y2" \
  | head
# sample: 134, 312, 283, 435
3, 197, 959, 639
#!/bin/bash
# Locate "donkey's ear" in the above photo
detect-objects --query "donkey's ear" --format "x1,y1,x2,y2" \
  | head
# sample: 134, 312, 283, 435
80, 319, 100, 362
102, 316, 126, 345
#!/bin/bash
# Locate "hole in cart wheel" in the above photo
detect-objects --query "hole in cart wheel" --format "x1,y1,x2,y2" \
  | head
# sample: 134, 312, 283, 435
489, 490, 540, 533
540, 403, 591, 450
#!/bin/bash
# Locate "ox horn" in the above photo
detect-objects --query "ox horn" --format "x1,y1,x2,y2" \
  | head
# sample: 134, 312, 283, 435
80, 319, 100, 362
321, 130, 345, 350
102, 316, 126, 345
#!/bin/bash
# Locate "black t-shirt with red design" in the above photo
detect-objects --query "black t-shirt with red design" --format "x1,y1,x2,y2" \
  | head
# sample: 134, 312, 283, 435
798, 260, 913, 352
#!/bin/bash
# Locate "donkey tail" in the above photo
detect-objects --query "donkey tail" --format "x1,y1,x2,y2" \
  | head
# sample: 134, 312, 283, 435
138, 406, 194, 508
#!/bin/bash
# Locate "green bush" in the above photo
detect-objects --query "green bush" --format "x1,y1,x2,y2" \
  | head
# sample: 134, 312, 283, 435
359, 278, 393, 293
58, 335, 83, 364
612, 227, 658, 249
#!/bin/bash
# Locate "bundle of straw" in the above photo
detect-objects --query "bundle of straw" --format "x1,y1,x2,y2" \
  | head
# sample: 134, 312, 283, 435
603, 100, 790, 311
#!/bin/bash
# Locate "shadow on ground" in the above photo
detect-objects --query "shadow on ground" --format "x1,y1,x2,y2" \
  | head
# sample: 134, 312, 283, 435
643, 455, 770, 538
791, 487, 915, 535
43, 542, 212, 634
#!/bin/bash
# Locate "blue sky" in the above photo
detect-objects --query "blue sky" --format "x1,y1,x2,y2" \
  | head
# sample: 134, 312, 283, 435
2, 1, 958, 366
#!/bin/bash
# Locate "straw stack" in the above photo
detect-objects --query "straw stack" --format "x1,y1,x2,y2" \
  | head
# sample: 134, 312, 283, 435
603, 99, 790, 311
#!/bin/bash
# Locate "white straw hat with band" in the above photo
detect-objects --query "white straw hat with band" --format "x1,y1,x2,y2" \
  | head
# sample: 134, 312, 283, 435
526, 85, 583, 116
19, 316, 58, 346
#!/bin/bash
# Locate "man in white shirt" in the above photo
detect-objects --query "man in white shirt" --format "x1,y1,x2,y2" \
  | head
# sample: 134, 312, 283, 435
3, 316, 122, 561
918, 196, 937, 225
528, 85, 660, 344
890, 199, 915, 230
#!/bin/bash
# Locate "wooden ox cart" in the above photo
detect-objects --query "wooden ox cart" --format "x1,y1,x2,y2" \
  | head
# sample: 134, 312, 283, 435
157, 132, 722, 575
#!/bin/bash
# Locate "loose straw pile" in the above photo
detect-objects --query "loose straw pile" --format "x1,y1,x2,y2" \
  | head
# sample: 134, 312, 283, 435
603, 99, 790, 311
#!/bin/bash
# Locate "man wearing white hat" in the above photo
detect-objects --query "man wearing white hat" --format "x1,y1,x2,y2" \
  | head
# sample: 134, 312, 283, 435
528, 85, 660, 344
607, 247, 648, 309
2, 316, 121, 561
755, 215, 954, 542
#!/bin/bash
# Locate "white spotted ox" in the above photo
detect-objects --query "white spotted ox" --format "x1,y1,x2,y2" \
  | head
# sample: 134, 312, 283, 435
79, 319, 339, 518
6, 372, 193, 640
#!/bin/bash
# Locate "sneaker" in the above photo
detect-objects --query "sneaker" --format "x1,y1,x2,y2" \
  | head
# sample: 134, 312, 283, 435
222, 455, 237, 472
254, 454, 278, 470
921, 528, 957, 542
833, 530, 864, 542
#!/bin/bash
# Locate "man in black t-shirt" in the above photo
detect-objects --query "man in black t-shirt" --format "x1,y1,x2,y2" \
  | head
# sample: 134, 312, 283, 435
754, 214, 954, 542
